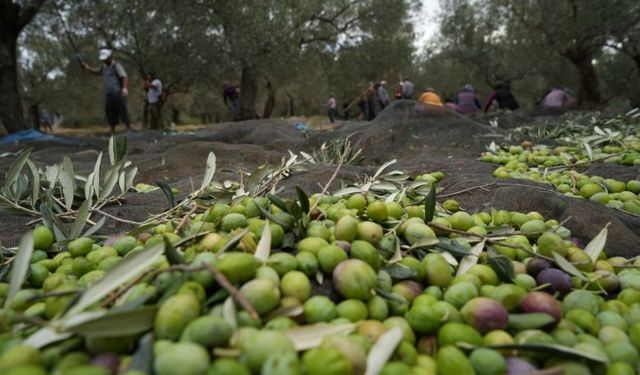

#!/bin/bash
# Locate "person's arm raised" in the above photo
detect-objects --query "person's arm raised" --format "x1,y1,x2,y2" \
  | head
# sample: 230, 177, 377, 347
81, 63, 99, 75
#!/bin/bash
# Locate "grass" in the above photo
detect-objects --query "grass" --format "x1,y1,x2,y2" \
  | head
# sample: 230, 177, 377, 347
43, 115, 343, 137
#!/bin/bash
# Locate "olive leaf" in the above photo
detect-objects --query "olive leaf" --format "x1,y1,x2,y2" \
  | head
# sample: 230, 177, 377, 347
200, 152, 216, 190
100, 163, 122, 200
257, 204, 291, 230
108, 136, 128, 165
83, 217, 106, 237
372, 159, 397, 179
409, 237, 440, 250
222, 297, 238, 330
24, 327, 73, 349
69, 199, 91, 240
282, 232, 297, 249
265, 304, 304, 321
108, 136, 116, 165
163, 235, 184, 264
155, 181, 175, 208
424, 184, 436, 222
11, 174, 29, 201
255, 220, 272, 263
457, 342, 608, 363
383, 264, 417, 280
487, 255, 515, 282
65, 243, 164, 316
456, 239, 485, 276
365, 327, 404, 375
127, 333, 154, 374
333, 187, 364, 197
217, 228, 250, 254
40, 202, 68, 241
369, 182, 399, 193
60, 156, 75, 211
552, 252, 587, 281
26, 160, 40, 208
246, 165, 270, 196
267, 193, 290, 214
289, 200, 302, 219
434, 237, 470, 257
584, 223, 609, 264
283, 323, 356, 351
295, 186, 310, 214
203, 289, 229, 308
3, 148, 32, 195
123, 166, 138, 193
508, 313, 557, 330
91, 152, 102, 198
5, 231, 34, 308
375, 288, 407, 304
44, 164, 60, 191
64, 305, 158, 337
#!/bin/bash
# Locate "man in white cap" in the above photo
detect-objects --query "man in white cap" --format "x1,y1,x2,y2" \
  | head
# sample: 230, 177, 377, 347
82, 48, 131, 133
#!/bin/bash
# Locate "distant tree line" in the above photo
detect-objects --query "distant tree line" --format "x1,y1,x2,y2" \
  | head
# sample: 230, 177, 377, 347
0, 0, 639, 134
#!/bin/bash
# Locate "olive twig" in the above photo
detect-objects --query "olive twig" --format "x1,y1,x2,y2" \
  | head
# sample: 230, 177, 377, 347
438, 182, 496, 198
27, 289, 84, 302
307, 142, 348, 215
203, 264, 260, 321
174, 204, 199, 234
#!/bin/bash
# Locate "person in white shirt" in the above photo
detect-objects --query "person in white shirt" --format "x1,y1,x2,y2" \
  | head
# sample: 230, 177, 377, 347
52, 111, 63, 129
326, 95, 337, 123
147, 72, 164, 130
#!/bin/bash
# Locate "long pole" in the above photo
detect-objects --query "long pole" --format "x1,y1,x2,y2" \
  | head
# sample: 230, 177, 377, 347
53, 2, 82, 63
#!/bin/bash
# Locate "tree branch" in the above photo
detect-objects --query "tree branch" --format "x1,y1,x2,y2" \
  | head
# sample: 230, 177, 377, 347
17, 0, 47, 31
298, 0, 363, 46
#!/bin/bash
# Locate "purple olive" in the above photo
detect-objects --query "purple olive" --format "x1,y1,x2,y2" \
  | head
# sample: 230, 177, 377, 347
506, 357, 538, 374
460, 297, 509, 334
569, 237, 584, 248
104, 235, 119, 247
333, 240, 351, 253
91, 353, 120, 374
525, 258, 551, 277
520, 291, 562, 322
535, 268, 572, 294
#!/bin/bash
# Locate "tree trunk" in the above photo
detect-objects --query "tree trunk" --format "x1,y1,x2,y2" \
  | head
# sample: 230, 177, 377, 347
633, 55, 640, 81
262, 81, 275, 118
171, 108, 179, 125
286, 95, 295, 117
239, 65, 258, 121
28, 104, 40, 131
566, 53, 601, 108
0, 33, 27, 134
629, 56, 640, 108
142, 100, 149, 128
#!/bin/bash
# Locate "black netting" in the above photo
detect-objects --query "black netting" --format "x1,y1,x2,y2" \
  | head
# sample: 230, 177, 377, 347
1, 102, 639, 256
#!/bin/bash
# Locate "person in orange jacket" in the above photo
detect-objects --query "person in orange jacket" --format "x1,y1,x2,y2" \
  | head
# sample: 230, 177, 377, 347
418, 87, 444, 106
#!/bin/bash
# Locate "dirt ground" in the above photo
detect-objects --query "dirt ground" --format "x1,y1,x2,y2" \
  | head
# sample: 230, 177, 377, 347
1, 101, 639, 256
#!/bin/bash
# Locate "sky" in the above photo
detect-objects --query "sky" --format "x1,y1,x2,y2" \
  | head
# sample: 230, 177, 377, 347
414, 0, 442, 51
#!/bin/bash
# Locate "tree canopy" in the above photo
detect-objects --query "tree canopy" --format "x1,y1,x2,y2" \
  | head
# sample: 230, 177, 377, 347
1, 0, 640, 133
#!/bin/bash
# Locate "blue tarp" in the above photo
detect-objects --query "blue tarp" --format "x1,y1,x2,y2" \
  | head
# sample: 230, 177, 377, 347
293, 122, 307, 131
0, 129, 74, 145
